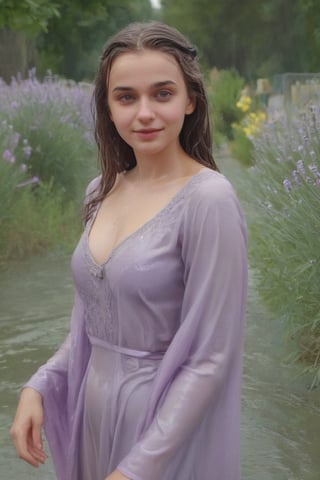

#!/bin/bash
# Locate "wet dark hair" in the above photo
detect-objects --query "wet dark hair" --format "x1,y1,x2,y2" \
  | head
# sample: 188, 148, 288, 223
85, 21, 218, 222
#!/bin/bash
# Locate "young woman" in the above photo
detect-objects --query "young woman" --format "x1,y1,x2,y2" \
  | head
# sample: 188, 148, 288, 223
10, 22, 248, 480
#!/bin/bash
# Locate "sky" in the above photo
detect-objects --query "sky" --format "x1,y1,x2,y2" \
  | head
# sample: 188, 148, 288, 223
150, 0, 161, 9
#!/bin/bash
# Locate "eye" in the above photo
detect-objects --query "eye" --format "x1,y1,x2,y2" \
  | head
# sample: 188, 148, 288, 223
118, 94, 134, 104
156, 90, 172, 101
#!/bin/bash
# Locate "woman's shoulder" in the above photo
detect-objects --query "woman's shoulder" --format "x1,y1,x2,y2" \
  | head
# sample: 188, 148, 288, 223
85, 175, 102, 197
181, 168, 246, 240
188, 168, 237, 205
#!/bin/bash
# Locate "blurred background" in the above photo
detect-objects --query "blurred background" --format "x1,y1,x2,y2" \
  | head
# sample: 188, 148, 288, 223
1, 0, 320, 82
0, 1, 320, 479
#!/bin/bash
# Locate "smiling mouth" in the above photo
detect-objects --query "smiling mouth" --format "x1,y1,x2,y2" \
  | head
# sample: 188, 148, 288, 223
134, 128, 163, 133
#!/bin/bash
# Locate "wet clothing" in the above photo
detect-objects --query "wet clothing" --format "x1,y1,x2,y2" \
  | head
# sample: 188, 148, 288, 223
26, 169, 247, 480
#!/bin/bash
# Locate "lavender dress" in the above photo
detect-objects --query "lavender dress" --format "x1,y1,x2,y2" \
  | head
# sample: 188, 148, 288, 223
26, 169, 248, 480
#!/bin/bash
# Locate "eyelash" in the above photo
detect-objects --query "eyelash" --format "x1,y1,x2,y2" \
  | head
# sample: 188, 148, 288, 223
117, 91, 173, 103
119, 94, 133, 102
156, 90, 172, 100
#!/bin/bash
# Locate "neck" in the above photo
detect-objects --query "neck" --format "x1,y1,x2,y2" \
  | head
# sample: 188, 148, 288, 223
131, 144, 196, 183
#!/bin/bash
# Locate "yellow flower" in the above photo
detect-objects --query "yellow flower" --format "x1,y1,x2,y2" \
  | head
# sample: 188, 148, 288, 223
236, 95, 252, 112
243, 127, 253, 136
257, 111, 267, 121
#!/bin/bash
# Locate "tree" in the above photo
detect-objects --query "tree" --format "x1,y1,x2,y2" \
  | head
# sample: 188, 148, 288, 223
37, 0, 154, 80
298, 0, 320, 71
161, 0, 315, 77
0, 0, 60, 80
0, 0, 59, 35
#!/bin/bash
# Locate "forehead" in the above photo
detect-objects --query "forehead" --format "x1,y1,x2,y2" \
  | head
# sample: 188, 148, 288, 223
108, 49, 185, 89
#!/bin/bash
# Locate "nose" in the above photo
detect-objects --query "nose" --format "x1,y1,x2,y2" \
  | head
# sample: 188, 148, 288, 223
136, 98, 155, 123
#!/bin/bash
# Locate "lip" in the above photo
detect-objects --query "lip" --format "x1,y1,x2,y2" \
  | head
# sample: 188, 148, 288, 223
133, 128, 163, 139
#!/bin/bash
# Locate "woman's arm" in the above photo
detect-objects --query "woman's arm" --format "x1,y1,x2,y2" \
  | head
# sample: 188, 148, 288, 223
10, 176, 99, 468
117, 176, 248, 480
10, 387, 47, 467
10, 332, 71, 466
22, 331, 71, 396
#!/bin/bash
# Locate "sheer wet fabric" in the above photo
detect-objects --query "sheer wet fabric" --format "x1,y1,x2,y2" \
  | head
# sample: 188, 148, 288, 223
26, 169, 248, 480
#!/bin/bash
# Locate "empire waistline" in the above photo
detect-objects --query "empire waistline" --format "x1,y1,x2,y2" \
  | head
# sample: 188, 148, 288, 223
88, 334, 166, 360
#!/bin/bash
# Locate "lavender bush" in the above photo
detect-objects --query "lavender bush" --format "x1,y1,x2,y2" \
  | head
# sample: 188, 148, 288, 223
244, 105, 320, 383
0, 70, 96, 198
0, 71, 97, 260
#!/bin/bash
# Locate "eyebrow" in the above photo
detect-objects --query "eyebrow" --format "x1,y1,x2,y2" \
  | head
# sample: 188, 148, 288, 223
112, 80, 177, 93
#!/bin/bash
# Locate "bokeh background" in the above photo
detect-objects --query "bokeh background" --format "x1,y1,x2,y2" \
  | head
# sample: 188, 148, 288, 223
1, 1, 320, 479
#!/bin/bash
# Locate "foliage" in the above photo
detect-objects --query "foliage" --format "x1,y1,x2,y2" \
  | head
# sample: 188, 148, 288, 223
0, 0, 155, 80
230, 90, 267, 165
0, 72, 97, 260
242, 106, 320, 382
207, 69, 245, 143
0, 70, 96, 198
37, 0, 154, 80
161, 0, 318, 77
298, 0, 320, 71
3, 0, 320, 79
230, 128, 253, 167
0, 179, 82, 261
232, 108, 267, 166
0, 0, 60, 35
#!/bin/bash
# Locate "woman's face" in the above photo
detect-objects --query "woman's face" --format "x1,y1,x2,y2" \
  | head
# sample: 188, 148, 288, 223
107, 49, 194, 159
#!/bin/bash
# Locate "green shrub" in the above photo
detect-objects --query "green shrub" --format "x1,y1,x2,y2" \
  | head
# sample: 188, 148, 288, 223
0, 72, 96, 200
207, 69, 245, 142
0, 158, 24, 226
242, 106, 320, 383
0, 72, 97, 260
230, 127, 253, 167
0, 181, 82, 261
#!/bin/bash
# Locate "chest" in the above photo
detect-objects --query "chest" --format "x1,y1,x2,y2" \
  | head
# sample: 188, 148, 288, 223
87, 185, 185, 266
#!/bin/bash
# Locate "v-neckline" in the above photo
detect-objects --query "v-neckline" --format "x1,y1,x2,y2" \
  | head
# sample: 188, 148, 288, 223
85, 168, 212, 268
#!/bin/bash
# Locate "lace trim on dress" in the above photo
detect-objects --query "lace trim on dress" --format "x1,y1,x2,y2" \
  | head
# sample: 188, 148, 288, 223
81, 168, 216, 344
84, 169, 215, 272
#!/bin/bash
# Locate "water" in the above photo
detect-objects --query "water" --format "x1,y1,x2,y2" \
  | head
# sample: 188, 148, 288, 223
0, 251, 320, 479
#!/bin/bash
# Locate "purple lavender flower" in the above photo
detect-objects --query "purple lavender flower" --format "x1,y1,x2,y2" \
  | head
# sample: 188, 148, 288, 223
20, 163, 28, 173
2, 149, 12, 161
23, 145, 32, 158
297, 160, 305, 175
283, 178, 292, 192
308, 164, 320, 178
292, 170, 301, 185
12, 132, 20, 149
2, 149, 15, 163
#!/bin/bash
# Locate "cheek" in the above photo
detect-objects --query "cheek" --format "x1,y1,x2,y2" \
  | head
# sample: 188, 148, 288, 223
164, 108, 187, 130
110, 108, 130, 130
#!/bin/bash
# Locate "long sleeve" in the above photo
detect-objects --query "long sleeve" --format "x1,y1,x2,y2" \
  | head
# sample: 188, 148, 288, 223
24, 332, 71, 396
22, 320, 72, 480
23, 290, 91, 480
24, 175, 101, 397
118, 175, 248, 480
21, 177, 101, 480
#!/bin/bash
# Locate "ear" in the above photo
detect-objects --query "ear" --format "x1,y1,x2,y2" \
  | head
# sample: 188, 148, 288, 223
185, 95, 196, 115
